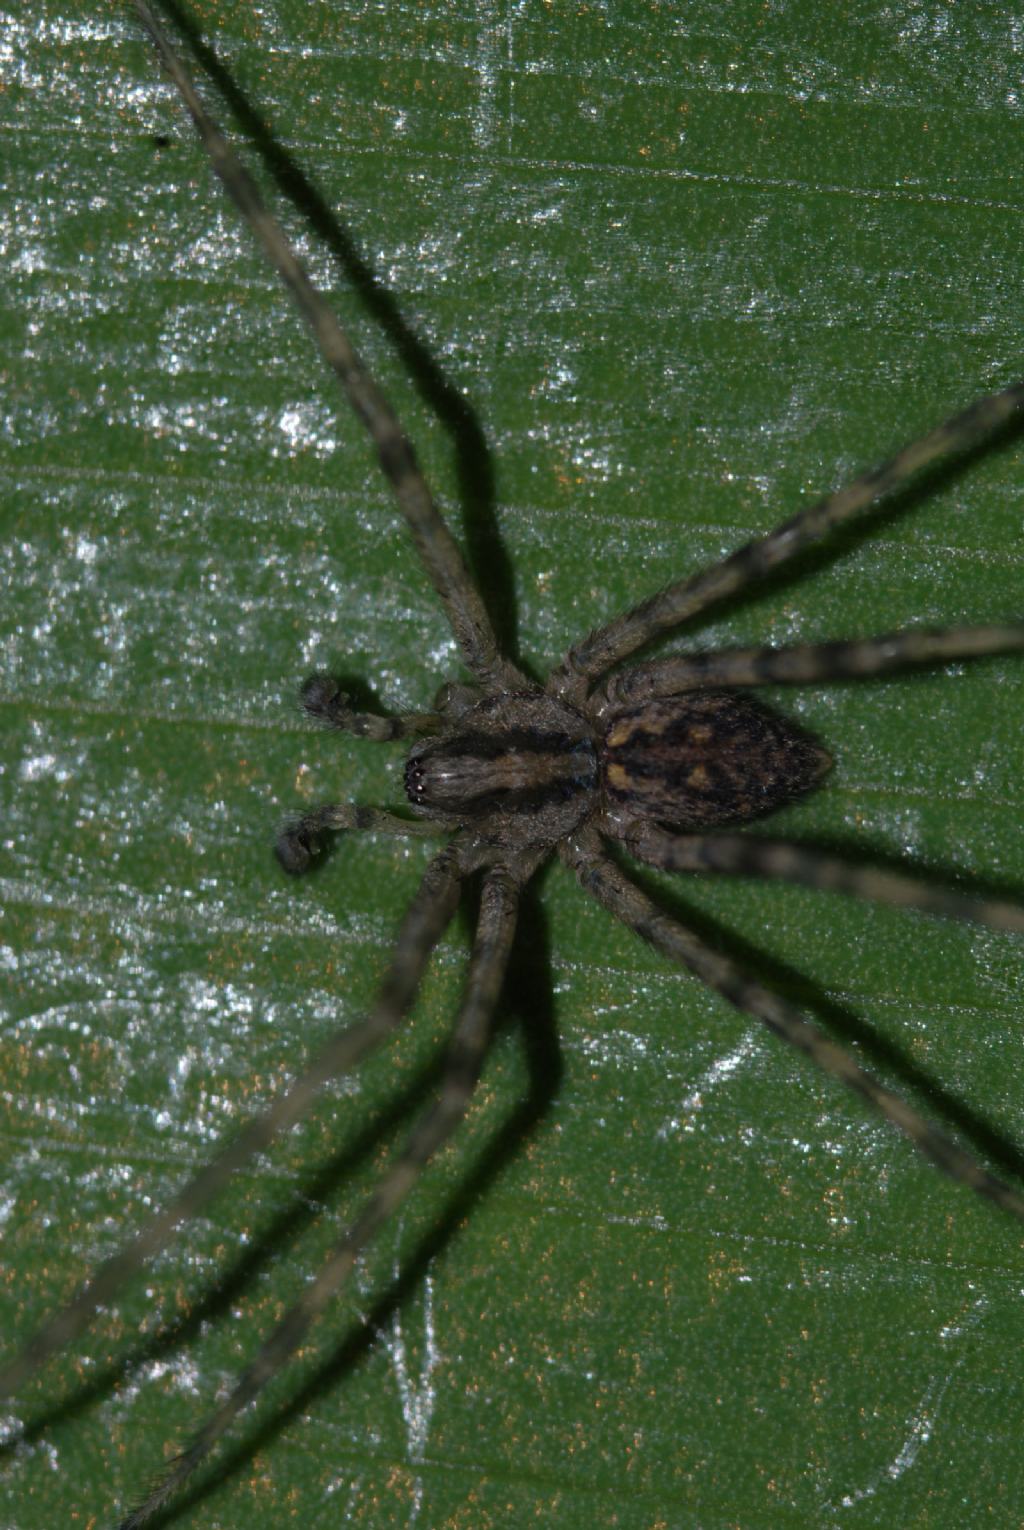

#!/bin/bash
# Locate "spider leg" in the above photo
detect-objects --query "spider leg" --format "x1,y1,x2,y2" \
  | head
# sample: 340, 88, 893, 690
0, 839, 467, 1400
597, 622, 1024, 712
561, 825, 1024, 1219
551, 383, 1024, 697
117, 866, 520, 1530
276, 803, 445, 876
132, 0, 521, 690
620, 823, 1024, 936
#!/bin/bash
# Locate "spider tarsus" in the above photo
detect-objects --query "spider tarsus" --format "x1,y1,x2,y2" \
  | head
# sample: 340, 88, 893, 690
299, 671, 353, 727
274, 820, 319, 875
298, 673, 427, 738
118, 1449, 193, 1530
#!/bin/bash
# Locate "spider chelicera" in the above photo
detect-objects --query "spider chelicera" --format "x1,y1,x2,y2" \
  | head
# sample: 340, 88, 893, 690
5, 4, 1024, 1525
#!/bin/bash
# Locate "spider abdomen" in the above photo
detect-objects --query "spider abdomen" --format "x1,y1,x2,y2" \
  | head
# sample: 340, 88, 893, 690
601, 690, 830, 828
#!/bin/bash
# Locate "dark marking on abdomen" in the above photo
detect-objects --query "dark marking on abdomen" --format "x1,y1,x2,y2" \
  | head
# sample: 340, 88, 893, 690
602, 690, 830, 828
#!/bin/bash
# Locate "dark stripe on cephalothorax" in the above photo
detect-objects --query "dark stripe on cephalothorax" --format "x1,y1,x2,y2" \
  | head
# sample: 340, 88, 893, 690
434, 727, 590, 760
454, 779, 589, 817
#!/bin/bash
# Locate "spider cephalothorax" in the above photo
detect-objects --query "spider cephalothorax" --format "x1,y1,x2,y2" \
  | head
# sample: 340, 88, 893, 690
5, 6, 1024, 1527
403, 690, 597, 841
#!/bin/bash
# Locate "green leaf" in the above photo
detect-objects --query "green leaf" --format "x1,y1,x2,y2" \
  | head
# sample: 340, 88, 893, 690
4, 3, 1024, 1525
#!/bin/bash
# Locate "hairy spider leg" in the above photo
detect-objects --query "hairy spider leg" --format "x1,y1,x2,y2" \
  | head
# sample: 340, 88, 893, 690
132, 0, 521, 691
597, 623, 1024, 710
0, 840, 464, 1399
553, 385, 1024, 696
623, 824, 1024, 936
118, 867, 520, 1530
562, 826, 1024, 1220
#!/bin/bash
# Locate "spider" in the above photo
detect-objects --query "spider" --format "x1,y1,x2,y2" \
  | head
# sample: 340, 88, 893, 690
5, 3, 1024, 1525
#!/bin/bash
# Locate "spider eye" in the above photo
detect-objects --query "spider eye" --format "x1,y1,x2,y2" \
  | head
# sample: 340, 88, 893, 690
404, 758, 427, 803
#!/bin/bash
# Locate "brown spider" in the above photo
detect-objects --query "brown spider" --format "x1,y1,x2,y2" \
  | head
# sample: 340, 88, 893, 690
5, 4, 1024, 1525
